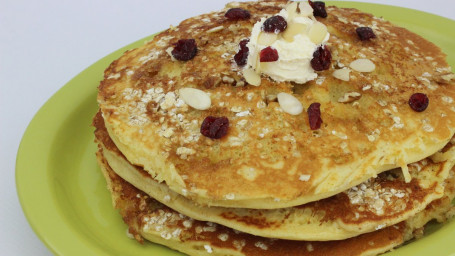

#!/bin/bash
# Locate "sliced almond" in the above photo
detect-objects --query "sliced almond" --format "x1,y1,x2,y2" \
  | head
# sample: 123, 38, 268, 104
308, 22, 328, 44
277, 92, 303, 115
258, 32, 278, 46
179, 88, 211, 110
338, 92, 361, 103
332, 68, 351, 81
226, 2, 240, 8
349, 59, 376, 72
442, 73, 455, 82
434, 73, 454, 84
166, 47, 176, 61
285, 1, 299, 20
299, 2, 313, 17
243, 68, 261, 86
282, 22, 307, 42
207, 25, 224, 34
249, 48, 260, 71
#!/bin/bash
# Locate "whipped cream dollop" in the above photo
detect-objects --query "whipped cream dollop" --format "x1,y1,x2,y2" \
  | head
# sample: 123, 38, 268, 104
245, 2, 330, 84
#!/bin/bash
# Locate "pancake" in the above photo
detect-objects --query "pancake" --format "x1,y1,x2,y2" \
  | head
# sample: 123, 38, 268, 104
96, 150, 455, 256
94, 110, 455, 240
97, 0, 455, 209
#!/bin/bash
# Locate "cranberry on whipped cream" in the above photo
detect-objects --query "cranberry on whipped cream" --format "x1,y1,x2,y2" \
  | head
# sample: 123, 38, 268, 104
244, 1, 330, 84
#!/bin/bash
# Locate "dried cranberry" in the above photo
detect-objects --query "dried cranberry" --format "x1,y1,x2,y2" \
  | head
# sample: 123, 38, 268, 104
201, 116, 229, 139
356, 27, 376, 41
225, 8, 251, 20
262, 15, 287, 33
308, 1, 327, 18
239, 38, 249, 48
409, 93, 429, 112
310, 45, 331, 71
234, 39, 249, 66
171, 39, 197, 61
260, 46, 279, 62
307, 103, 322, 130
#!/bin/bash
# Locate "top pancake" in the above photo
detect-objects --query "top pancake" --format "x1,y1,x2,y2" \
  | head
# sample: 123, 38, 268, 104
97, 0, 455, 208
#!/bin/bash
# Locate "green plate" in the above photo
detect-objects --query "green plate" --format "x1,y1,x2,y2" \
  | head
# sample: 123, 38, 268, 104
16, 2, 455, 256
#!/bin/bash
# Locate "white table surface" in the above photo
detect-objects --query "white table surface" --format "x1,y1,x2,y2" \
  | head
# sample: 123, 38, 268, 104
1, 0, 454, 255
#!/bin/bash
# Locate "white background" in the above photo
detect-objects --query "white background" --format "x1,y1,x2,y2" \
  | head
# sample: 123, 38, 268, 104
1, 0, 454, 255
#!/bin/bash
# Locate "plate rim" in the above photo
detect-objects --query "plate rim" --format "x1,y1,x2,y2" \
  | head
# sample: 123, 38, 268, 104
15, 33, 156, 256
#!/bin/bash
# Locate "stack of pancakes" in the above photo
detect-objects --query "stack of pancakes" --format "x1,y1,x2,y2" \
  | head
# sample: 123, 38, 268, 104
94, 1, 455, 255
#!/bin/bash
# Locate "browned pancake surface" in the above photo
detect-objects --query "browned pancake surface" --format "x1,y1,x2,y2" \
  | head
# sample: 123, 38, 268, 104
94, 111, 455, 240
96, 149, 455, 256
98, 0, 455, 208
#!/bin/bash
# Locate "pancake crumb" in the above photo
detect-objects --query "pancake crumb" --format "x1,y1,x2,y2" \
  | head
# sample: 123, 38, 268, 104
299, 174, 311, 181
204, 244, 213, 253
254, 241, 268, 250
346, 179, 408, 216
306, 243, 314, 252
218, 233, 229, 242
